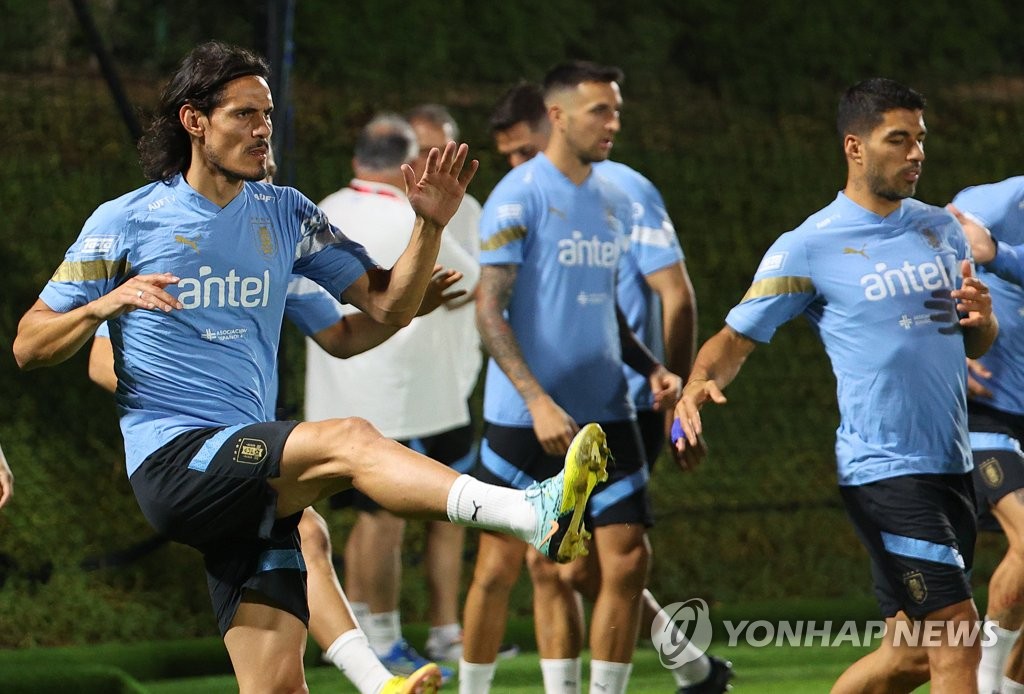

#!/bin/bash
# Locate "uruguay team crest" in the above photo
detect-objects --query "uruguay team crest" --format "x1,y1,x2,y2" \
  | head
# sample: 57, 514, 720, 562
903, 571, 928, 604
920, 227, 942, 250
234, 438, 268, 465
251, 218, 276, 256
980, 457, 1004, 488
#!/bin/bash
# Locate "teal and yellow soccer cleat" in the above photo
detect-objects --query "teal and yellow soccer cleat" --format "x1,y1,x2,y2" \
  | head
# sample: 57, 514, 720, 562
526, 423, 610, 562
379, 662, 442, 694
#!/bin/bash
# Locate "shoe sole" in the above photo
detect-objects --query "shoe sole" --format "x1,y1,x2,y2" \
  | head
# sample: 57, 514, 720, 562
556, 423, 610, 562
395, 663, 442, 694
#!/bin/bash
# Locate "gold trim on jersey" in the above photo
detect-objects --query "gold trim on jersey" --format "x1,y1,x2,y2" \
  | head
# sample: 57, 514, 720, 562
481, 225, 527, 252
741, 276, 814, 302
50, 257, 131, 283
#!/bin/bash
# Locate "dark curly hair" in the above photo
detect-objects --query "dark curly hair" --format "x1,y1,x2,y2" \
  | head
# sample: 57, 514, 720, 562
138, 41, 270, 182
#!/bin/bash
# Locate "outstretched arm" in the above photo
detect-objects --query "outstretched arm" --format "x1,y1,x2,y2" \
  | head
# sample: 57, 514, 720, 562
15, 272, 181, 370
672, 325, 757, 470
342, 142, 479, 327
477, 264, 578, 455
315, 266, 465, 358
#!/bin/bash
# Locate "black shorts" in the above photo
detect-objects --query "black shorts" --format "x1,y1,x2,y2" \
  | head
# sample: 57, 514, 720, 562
130, 421, 307, 636
969, 401, 1024, 531
635, 409, 666, 473
839, 472, 976, 619
330, 424, 476, 513
476, 420, 652, 528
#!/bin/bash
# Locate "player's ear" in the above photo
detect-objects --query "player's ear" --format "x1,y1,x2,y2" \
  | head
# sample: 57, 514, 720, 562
180, 103, 205, 137
844, 134, 863, 164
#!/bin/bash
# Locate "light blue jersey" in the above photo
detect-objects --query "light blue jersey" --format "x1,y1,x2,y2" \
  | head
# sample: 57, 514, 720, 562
596, 161, 685, 411
42, 174, 374, 475
952, 177, 1024, 416
726, 192, 973, 486
479, 153, 635, 425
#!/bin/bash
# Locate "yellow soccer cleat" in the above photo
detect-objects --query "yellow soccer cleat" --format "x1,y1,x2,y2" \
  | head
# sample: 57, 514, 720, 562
526, 422, 610, 562
379, 662, 442, 694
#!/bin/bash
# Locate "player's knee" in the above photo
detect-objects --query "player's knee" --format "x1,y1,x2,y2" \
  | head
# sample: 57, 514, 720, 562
603, 540, 650, 588
471, 556, 520, 593
321, 416, 385, 455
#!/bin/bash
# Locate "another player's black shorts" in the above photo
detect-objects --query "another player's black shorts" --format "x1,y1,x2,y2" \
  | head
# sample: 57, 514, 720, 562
968, 401, 1024, 531
635, 409, 666, 473
330, 423, 476, 513
839, 472, 976, 619
476, 419, 652, 528
130, 421, 305, 636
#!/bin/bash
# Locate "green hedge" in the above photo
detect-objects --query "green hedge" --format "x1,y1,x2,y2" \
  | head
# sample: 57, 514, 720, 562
2, 2, 1024, 646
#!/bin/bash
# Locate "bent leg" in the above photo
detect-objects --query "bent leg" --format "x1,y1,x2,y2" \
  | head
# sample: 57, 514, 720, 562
831, 613, 931, 694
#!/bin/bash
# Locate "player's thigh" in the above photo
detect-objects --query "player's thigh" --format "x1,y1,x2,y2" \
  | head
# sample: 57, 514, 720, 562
277, 417, 386, 485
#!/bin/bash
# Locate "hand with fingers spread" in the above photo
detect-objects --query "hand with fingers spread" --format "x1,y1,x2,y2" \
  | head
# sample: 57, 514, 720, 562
403, 141, 480, 229
102, 272, 183, 319
416, 265, 467, 316
952, 260, 993, 329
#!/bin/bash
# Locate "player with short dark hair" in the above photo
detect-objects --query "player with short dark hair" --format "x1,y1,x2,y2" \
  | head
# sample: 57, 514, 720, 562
674, 77, 997, 693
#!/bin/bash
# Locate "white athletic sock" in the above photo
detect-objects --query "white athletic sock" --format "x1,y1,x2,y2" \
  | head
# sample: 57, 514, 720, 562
1005, 677, 1024, 694
323, 629, 393, 694
650, 602, 711, 686
540, 657, 581, 694
427, 622, 461, 650
459, 658, 497, 694
588, 660, 632, 694
979, 617, 1021, 693
349, 601, 371, 628
446, 475, 535, 540
365, 610, 402, 656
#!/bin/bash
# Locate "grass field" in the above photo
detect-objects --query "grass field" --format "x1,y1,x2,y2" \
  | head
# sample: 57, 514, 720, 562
1, 630, 941, 692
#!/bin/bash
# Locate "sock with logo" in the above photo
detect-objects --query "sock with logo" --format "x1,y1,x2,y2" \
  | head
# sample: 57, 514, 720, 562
446, 475, 536, 539
540, 657, 581, 694
1004, 677, 1024, 693
649, 602, 712, 686
323, 629, 392, 694
458, 659, 497, 694
978, 618, 1020, 693
588, 660, 632, 694
365, 610, 402, 657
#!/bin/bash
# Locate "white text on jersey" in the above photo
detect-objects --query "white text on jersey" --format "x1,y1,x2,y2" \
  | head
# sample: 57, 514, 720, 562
177, 265, 271, 309
860, 256, 954, 302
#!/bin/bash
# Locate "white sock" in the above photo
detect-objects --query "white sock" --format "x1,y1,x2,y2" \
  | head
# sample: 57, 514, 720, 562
588, 660, 632, 694
323, 629, 393, 694
459, 658, 497, 694
365, 610, 402, 656
650, 602, 712, 686
1004, 677, 1024, 693
349, 601, 371, 628
446, 475, 535, 540
540, 657, 581, 694
427, 622, 461, 648
979, 617, 1021, 693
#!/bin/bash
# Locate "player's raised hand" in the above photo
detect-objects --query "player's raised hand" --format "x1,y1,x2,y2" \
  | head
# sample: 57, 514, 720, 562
403, 141, 480, 229
953, 260, 993, 328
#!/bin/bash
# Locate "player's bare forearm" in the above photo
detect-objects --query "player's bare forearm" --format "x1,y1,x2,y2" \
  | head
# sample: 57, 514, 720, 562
357, 219, 445, 327
963, 315, 998, 360
88, 335, 118, 393
15, 299, 106, 370
476, 265, 546, 404
686, 325, 756, 390
654, 263, 698, 376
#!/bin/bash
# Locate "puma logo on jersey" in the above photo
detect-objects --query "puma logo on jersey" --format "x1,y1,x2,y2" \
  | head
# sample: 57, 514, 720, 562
175, 235, 200, 253
843, 244, 869, 259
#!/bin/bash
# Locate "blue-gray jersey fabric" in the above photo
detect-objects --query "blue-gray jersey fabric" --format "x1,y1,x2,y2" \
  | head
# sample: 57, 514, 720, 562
478, 153, 635, 425
596, 161, 686, 412
952, 176, 1024, 416
41, 174, 374, 475
726, 192, 973, 486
